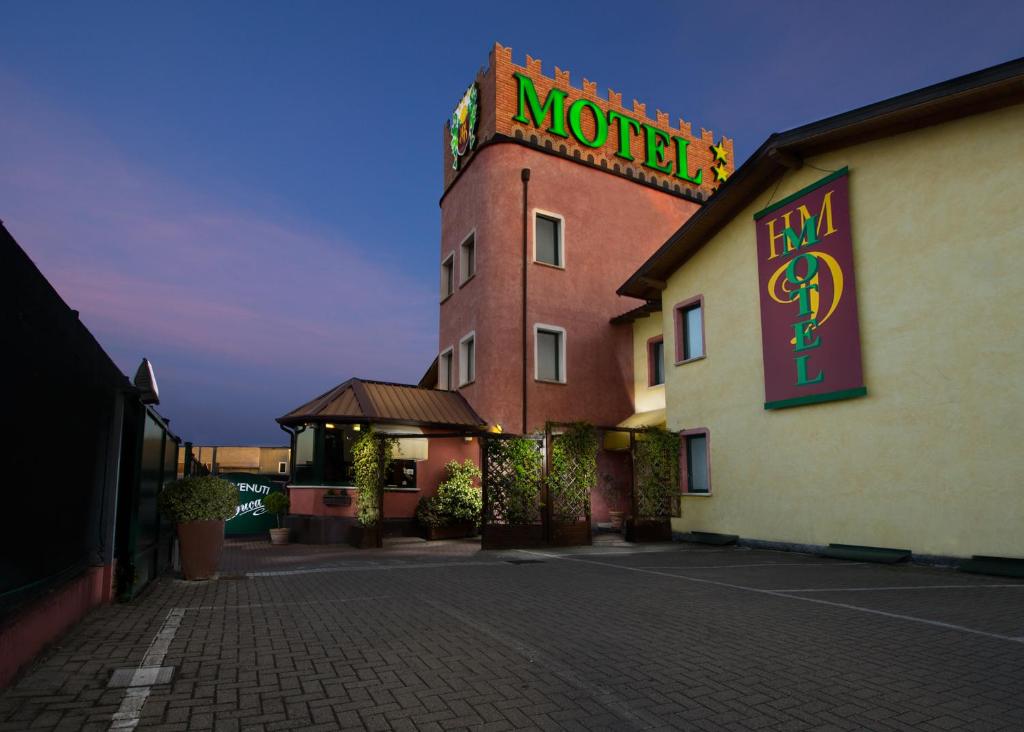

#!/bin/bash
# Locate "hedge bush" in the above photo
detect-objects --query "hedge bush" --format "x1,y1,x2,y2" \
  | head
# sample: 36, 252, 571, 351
158, 476, 237, 523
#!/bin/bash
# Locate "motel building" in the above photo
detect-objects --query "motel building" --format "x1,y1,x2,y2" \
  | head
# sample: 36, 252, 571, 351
278, 43, 731, 541
280, 45, 1023, 563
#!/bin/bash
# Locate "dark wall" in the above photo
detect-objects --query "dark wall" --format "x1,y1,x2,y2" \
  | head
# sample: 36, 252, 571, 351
1, 223, 129, 618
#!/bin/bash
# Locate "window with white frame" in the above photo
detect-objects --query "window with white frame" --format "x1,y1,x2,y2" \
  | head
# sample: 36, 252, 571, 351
460, 232, 476, 284
534, 325, 566, 383
534, 211, 564, 267
438, 348, 453, 391
277, 461, 288, 474
440, 253, 455, 300
459, 332, 475, 386
682, 430, 710, 494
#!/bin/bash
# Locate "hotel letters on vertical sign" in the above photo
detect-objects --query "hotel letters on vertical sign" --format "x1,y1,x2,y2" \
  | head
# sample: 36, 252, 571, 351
754, 168, 866, 409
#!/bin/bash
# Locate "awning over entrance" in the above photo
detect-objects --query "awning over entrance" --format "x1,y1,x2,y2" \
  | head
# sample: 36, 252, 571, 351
373, 424, 428, 462
603, 408, 667, 450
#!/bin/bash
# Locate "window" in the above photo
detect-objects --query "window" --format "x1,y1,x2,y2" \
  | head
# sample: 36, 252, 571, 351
385, 459, 417, 489
441, 253, 455, 300
277, 461, 288, 474
460, 232, 476, 284
675, 298, 705, 363
459, 332, 475, 386
682, 430, 710, 494
534, 211, 564, 267
648, 337, 664, 386
438, 348, 453, 390
535, 325, 566, 383
291, 423, 365, 486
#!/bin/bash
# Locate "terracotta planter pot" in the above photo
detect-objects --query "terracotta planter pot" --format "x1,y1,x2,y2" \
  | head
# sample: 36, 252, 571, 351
608, 511, 624, 530
177, 520, 225, 580
269, 527, 290, 545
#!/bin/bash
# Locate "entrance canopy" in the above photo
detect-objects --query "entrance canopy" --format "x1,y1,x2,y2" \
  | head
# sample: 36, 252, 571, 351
603, 408, 666, 450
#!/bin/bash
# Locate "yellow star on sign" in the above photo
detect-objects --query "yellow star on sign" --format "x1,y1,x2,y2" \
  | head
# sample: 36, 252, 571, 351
712, 163, 729, 183
710, 139, 729, 164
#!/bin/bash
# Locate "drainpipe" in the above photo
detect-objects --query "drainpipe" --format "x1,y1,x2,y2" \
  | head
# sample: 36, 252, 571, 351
521, 168, 531, 435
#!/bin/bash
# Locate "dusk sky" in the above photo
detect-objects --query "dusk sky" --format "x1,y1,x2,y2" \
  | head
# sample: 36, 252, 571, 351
3, 2, 1021, 444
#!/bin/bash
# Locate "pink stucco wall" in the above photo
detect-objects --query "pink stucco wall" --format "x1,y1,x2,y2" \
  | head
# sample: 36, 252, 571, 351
0, 564, 114, 688
439, 142, 699, 433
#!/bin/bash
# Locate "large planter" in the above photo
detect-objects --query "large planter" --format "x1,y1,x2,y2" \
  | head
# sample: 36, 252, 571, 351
269, 527, 290, 545
177, 520, 225, 580
625, 518, 672, 543
348, 524, 382, 549
423, 522, 477, 541
482, 524, 545, 550
550, 521, 591, 547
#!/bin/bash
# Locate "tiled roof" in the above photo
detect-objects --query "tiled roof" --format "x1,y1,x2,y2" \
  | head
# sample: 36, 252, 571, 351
277, 378, 485, 428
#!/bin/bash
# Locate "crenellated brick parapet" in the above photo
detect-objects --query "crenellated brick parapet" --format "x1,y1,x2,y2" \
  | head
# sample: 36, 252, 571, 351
443, 43, 734, 201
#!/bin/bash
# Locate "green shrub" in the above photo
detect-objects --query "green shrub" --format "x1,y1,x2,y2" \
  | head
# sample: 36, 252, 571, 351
486, 437, 542, 524
415, 496, 444, 528
263, 492, 289, 529
548, 422, 598, 522
158, 476, 237, 523
634, 427, 681, 519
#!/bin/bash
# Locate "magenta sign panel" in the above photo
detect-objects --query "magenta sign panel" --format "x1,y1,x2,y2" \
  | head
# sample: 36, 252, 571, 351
753, 168, 866, 409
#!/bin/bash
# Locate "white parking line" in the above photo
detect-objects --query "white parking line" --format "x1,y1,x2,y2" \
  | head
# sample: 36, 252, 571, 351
520, 550, 1024, 645
778, 584, 1024, 593
109, 608, 185, 730
632, 562, 868, 570
246, 560, 504, 577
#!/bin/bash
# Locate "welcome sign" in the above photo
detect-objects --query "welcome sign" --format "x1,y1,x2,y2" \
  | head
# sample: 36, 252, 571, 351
753, 168, 866, 409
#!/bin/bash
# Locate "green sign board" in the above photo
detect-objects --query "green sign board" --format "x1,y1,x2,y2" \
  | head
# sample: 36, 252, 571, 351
220, 472, 283, 536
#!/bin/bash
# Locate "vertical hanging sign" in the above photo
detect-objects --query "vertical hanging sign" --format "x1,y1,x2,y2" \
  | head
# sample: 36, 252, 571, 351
753, 168, 866, 409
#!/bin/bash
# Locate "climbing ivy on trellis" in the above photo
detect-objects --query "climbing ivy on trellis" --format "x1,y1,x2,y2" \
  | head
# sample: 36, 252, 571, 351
547, 422, 598, 523
352, 430, 397, 527
633, 427, 681, 520
484, 436, 543, 525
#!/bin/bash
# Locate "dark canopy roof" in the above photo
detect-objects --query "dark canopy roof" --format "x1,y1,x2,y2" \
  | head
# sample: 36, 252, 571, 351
618, 56, 1024, 301
277, 378, 485, 428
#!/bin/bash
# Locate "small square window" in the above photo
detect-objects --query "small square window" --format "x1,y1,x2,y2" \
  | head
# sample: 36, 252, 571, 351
683, 432, 710, 494
675, 300, 704, 363
438, 349, 453, 391
459, 333, 475, 386
534, 213, 563, 267
649, 338, 664, 386
460, 233, 476, 283
277, 461, 288, 474
535, 326, 565, 382
441, 254, 455, 300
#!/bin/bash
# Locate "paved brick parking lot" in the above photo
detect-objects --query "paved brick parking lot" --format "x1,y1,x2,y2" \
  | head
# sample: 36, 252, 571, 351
2, 537, 1023, 731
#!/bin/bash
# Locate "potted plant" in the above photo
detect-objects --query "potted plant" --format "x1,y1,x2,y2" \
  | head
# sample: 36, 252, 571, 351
158, 476, 237, 580
263, 491, 290, 545
417, 460, 481, 540
599, 472, 626, 531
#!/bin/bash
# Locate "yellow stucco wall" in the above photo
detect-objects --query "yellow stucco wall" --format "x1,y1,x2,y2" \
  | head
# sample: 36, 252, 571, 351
663, 103, 1024, 558
632, 313, 666, 414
